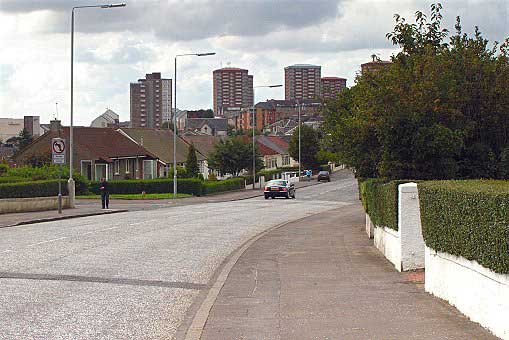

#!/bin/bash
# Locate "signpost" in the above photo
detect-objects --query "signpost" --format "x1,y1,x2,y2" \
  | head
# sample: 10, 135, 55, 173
52, 138, 66, 214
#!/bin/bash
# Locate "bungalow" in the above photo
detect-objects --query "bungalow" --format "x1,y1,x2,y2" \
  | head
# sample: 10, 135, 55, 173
119, 128, 209, 178
14, 120, 158, 180
256, 135, 299, 170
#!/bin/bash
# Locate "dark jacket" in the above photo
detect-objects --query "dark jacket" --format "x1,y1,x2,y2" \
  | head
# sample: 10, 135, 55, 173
99, 181, 110, 194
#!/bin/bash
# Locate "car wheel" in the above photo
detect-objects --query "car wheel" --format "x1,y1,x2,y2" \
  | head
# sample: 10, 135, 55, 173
328, 179, 330, 182
264, 195, 269, 199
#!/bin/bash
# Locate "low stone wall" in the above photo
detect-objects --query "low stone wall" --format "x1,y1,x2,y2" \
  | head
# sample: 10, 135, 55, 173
425, 247, 509, 339
0, 196, 70, 214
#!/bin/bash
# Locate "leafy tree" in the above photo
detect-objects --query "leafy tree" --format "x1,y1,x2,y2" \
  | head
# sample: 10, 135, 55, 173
323, 3, 509, 180
208, 137, 263, 176
185, 144, 200, 178
289, 124, 321, 169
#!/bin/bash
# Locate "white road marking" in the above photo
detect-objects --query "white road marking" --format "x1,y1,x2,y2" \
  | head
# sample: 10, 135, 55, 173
28, 236, 67, 247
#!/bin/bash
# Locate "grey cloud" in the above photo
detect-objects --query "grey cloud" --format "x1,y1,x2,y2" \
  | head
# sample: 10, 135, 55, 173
1, 0, 343, 41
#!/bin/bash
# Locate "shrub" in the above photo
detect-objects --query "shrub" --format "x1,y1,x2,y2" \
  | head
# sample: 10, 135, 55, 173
0, 176, 26, 184
202, 178, 245, 195
87, 178, 203, 196
0, 180, 68, 199
0, 163, 8, 175
359, 179, 415, 231
419, 180, 509, 274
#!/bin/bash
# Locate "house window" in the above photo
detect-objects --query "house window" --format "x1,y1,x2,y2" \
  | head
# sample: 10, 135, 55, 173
282, 155, 290, 166
114, 160, 120, 174
126, 159, 130, 173
143, 160, 155, 179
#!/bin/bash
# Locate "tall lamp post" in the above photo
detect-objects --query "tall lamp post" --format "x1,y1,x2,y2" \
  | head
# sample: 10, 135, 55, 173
69, 3, 126, 205
298, 103, 302, 180
252, 84, 282, 189
173, 52, 215, 198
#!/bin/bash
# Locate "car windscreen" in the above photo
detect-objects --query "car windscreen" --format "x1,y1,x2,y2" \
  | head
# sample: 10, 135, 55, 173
268, 180, 287, 186
319, 171, 329, 175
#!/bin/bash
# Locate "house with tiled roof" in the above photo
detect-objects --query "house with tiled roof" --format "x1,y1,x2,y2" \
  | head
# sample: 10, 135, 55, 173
14, 120, 158, 180
186, 118, 228, 136
119, 128, 209, 178
256, 135, 298, 170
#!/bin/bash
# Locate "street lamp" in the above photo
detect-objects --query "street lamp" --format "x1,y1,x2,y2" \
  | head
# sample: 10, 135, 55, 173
69, 3, 126, 205
252, 84, 282, 189
173, 52, 215, 198
298, 103, 302, 180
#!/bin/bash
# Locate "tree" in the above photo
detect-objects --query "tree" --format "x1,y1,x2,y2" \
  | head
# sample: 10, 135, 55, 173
289, 124, 321, 169
185, 144, 200, 178
323, 3, 509, 180
208, 137, 263, 176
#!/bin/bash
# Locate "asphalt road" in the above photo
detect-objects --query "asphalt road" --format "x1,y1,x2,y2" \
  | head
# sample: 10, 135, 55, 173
0, 171, 357, 339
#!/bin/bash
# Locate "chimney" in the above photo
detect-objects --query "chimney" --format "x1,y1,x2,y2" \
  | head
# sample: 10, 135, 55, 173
50, 119, 62, 133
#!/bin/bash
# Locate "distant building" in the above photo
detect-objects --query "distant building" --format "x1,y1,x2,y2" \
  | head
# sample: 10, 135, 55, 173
361, 60, 392, 75
213, 67, 253, 116
284, 64, 321, 101
233, 99, 321, 131
130, 72, 172, 128
0, 116, 41, 142
23, 116, 40, 137
321, 77, 347, 99
186, 118, 228, 136
90, 109, 119, 128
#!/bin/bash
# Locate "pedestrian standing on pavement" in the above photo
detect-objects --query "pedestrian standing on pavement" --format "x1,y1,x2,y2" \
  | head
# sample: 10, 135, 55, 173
99, 177, 110, 209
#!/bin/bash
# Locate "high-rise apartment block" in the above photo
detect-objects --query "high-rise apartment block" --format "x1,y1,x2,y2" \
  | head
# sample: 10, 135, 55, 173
213, 68, 253, 115
284, 64, 321, 101
130, 72, 172, 128
321, 77, 347, 99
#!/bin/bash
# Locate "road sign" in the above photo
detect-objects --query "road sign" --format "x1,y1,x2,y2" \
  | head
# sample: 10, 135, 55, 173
52, 138, 66, 164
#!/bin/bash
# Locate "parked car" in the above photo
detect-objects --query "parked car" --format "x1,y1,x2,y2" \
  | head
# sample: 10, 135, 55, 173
317, 171, 330, 182
264, 179, 296, 199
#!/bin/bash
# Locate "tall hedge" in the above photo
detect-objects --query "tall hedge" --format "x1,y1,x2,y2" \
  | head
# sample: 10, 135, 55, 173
419, 180, 509, 274
359, 179, 415, 231
0, 180, 68, 198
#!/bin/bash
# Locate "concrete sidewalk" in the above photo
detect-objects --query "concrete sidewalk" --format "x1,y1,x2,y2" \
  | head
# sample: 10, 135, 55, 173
1, 178, 321, 228
198, 204, 496, 339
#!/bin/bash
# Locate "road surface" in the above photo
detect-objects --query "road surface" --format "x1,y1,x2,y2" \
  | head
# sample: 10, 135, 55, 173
0, 171, 356, 339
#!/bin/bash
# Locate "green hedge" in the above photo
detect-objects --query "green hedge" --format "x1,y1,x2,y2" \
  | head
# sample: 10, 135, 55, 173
0, 176, 26, 184
88, 178, 203, 196
419, 180, 509, 274
359, 179, 415, 231
202, 178, 245, 195
0, 180, 68, 199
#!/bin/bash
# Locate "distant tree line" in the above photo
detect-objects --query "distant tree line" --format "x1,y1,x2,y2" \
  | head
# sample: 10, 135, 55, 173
322, 3, 509, 179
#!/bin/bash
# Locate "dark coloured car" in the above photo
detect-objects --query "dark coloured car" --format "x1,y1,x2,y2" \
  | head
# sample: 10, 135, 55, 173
264, 180, 296, 199
317, 171, 330, 182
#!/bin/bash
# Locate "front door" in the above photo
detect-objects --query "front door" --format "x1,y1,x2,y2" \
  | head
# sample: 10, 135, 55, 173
95, 163, 107, 181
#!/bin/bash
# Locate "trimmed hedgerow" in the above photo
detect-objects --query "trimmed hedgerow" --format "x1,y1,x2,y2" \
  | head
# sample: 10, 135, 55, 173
0, 180, 68, 198
359, 179, 416, 231
88, 178, 203, 196
418, 180, 509, 274
202, 178, 245, 195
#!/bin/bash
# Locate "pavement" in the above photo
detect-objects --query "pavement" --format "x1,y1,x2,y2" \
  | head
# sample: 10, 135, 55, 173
0, 176, 322, 228
196, 198, 497, 339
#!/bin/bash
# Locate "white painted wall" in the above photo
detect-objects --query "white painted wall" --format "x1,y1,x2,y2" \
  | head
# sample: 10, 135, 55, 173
365, 213, 374, 239
398, 183, 425, 270
374, 225, 402, 270
425, 247, 509, 340
369, 182, 425, 272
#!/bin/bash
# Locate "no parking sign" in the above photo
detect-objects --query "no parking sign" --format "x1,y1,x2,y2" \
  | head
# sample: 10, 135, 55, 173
52, 138, 66, 164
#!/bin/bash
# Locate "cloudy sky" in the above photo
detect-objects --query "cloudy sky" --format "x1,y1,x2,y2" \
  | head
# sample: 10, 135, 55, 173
0, 0, 507, 126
